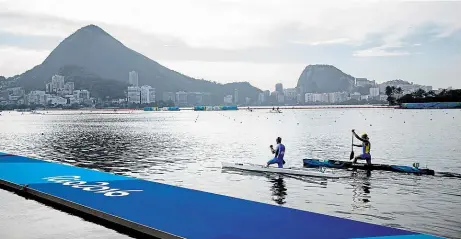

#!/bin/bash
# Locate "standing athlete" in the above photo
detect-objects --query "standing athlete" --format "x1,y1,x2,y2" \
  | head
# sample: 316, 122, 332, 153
267, 137, 286, 168
352, 129, 371, 165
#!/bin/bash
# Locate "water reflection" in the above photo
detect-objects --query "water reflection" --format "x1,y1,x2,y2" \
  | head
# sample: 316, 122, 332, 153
351, 173, 372, 207
221, 168, 289, 205
221, 168, 329, 205
350, 168, 372, 178
41, 130, 145, 172
35, 123, 188, 174
361, 182, 371, 203
267, 175, 287, 205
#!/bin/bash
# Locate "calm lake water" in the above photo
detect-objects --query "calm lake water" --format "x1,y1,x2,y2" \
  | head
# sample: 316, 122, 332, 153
0, 108, 460, 239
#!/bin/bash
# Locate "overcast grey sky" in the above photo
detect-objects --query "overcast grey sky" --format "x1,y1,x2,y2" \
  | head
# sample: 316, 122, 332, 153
0, 0, 460, 91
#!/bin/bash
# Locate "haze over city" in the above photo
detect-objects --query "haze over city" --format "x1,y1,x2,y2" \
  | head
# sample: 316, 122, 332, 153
0, 0, 460, 91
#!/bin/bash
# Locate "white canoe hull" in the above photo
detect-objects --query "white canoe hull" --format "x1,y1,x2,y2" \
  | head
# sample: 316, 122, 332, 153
222, 162, 340, 179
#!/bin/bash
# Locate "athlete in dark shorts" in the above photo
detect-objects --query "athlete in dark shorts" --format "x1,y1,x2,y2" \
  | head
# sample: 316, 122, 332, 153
352, 130, 371, 165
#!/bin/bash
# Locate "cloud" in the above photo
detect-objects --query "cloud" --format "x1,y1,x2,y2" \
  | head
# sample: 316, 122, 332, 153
1, 0, 461, 49
292, 38, 351, 46
0, 0, 460, 88
0, 46, 50, 76
353, 48, 410, 57
0, 11, 83, 37
0, 31, 62, 50
353, 42, 412, 57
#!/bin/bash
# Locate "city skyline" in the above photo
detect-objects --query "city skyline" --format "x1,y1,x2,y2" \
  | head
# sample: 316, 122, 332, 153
0, 67, 440, 108
0, 1, 460, 91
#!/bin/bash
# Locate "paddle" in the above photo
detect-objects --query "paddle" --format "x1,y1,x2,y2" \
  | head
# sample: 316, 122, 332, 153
349, 132, 355, 160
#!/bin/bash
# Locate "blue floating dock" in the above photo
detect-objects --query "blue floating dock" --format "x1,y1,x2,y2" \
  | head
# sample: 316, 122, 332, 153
0, 153, 440, 239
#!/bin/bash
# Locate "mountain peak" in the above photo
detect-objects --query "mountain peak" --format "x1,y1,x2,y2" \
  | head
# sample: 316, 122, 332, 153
13, 24, 262, 104
80, 24, 105, 32
71, 24, 111, 38
305, 64, 336, 69
297, 64, 355, 93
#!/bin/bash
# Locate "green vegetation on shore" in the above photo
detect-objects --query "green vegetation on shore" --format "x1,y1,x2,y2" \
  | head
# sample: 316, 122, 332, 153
386, 86, 461, 105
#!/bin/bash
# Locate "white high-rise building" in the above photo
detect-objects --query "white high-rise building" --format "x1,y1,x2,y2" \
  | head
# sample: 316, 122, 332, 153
355, 78, 372, 87
73, 90, 90, 103
313, 93, 323, 102
258, 92, 265, 104
47, 96, 68, 105
129, 71, 139, 87
275, 83, 283, 93
51, 75, 65, 93
224, 95, 233, 104
277, 93, 284, 103
328, 93, 336, 103
176, 91, 188, 105
64, 82, 75, 95
370, 87, 380, 97
46, 82, 52, 93
305, 93, 314, 103
264, 90, 270, 98
140, 85, 156, 104
148, 88, 156, 103
127, 86, 141, 103
283, 88, 297, 101
27, 91, 47, 105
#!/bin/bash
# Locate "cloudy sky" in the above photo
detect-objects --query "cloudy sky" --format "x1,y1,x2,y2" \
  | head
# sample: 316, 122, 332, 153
0, 0, 460, 91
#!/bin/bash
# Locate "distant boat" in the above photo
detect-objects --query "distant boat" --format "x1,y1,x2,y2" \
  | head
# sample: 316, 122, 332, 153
269, 109, 282, 113
30, 111, 44, 115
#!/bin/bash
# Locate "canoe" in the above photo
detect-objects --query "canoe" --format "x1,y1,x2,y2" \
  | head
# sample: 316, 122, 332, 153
222, 162, 341, 179
303, 159, 435, 175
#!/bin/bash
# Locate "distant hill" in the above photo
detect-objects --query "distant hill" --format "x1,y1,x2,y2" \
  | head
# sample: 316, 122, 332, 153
12, 24, 261, 103
381, 79, 412, 85
296, 65, 355, 93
